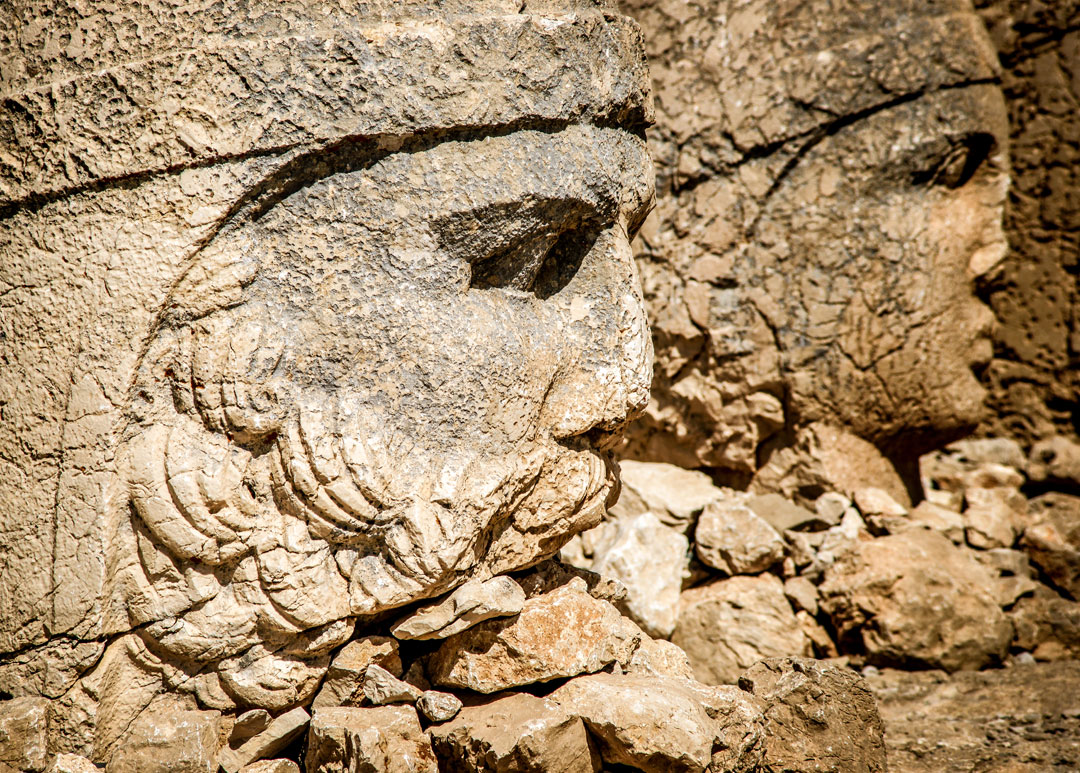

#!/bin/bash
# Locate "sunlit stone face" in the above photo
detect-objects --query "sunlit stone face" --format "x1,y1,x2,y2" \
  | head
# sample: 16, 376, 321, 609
120, 124, 654, 707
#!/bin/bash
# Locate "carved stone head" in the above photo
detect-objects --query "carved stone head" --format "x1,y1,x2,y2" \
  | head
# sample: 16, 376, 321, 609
621, 0, 1008, 498
0, 0, 653, 738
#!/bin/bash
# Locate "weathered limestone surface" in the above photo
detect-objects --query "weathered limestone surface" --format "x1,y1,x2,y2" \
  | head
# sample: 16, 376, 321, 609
0, 0, 656, 762
618, 0, 1009, 495
305, 705, 437, 773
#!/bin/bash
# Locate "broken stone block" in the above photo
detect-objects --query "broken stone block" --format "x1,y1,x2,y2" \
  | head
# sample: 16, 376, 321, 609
229, 710, 272, 747
610, 461, 723, 531
625, 638, 696, 681
306, 706, 437, 773
853, 487, 908, 518
783, 576, 819, 616
672, 574, 812, 685
515, 559, 627, 605
974, 548, 1039, 607
819, 529, 1012, 671
963, 487, 1024, 549
428, 580, 640, 693
428, 692, 599, 773
549, 673, 764, 773
747, 493, 824, 533
694, 495, 785, 576
1021, 492, 1080, 598
1010, 588, 1080, 661
238, 761, 300, 773
738, 657, 886, 773
106, 707, 220, 773
909, 501, 966, 544
390, 577, 526, 641
311, 638, 402, 710
416, 691, 462, 724
363, 664, 421, 706
1028, 435, 1080, 487
588, 511, 690, 638
46, 754, 99, 773
0, 698, 49, 773
218, 707, 309, 773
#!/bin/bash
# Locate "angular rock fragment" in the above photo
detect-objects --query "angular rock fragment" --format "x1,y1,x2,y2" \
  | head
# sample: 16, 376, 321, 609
428, 580, 640, 693
588, 511, 690, 637
672, 574, 812, 685
230, 710, 272, 746
428, 692, 598, 772
694, 496, 785, 575
311, 638, 402, 710
0, 697, 49, 773
783, 576, 819, 616
1021, 492, 1080, 598
738, 657, 886, 773
1009, 589, 1080, 660
745, 493, 824, 533
908, 501, 965, 543
106, 706, 220, 773
974, 548, 1039, 606
819, 529, 1012, 671
218, 708, 309, 773
515, 559, 627, 605
549, 673, 764, 773
363, 664, 422, 706
853, 487, 908, 518
963, 487, 1024, 549
391, 577, 526, 641
625, 637, 696, 681
416, 691, 462, 724
306, 706, 437, 773
46, 754, 100, 773
238, 761, 300, 773
610, 461, 723, 531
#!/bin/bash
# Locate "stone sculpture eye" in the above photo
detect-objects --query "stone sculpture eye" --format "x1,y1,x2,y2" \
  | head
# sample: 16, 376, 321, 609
913, 133, 996, 189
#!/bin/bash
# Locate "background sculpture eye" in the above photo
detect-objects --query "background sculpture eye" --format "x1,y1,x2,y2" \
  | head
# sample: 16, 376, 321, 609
912, 133, 996, 189
470, 225, 598, 297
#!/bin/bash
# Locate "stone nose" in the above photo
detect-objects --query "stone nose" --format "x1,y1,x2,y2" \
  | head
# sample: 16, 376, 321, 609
541, 222, 653, 442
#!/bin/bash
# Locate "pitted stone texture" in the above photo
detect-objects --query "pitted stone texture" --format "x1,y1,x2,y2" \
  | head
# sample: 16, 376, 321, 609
0, 0, 656, 757
738, 658, 887, 773
391, 577, 526, 641
819, 529, 1012, 671
672, 575, 812, 686
694, 495, 785, 576
428, 692, 600, 773
619, 0, 1007, 491
0, 697, 49, 773
549, 673, 765, 773
105, 707, 220, 773
428, 581, 641, 693
305, 706, 437, 773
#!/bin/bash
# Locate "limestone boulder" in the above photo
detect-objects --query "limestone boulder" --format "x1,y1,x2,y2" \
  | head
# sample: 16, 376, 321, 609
106, 707, 220, 773
363, 665, 422, 706
428, 692, 599, 773
1021, 492, 1080, 599
549, 673, 765, 773
962, 487, 1024, 549
311, 638, 402, 710
819, 529, 1012, 671
587, 511, 690, 638
908, 501, 965, 544
306, 706, 437, 773
218, 708, 309, 773
625, 638, 697, 681
0, 698, 49, 773
428, 580, 640, 693
515, 560, 627, 605
45, 755, 99, 773
738, 657, 886, 773
1009, 589, 1080, 661
415, 691, 462, 724
672, 575, 812, 685
694, 495, 785, 575
610, 461, 723, 531
390, 577, 526, 641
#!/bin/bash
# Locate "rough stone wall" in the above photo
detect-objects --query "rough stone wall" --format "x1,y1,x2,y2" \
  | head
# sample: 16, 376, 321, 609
976, 0, 1080, 449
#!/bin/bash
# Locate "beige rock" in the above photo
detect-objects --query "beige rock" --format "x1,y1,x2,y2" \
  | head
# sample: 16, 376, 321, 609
311, 638, 402, 710
428, 692, 599, 773
218, 707, 309, 773
390, 577, 525, 641
46, 755, 100, 773
0, 698, 49, 773
909, 501, 966, 544
963, 487, 1024, 549
610, 461, 723, 531
819, 529, 1012, 671
1021, 492, 1080, 599
106, 707, 220, 773
428, 580, 641, 693
415, 691, 462, 724
814, 493, 852, 528
1010, 589, 1080, 661
549, 673, 765, 773
230, 710, 271, 746
305, 706, 437, 773
694, 495, 785, 576
588, 511, 690, 638
974, 548, 1039, 607
783, 577, 819, 616
238, 762, 300, 773
745, 493, 824, 533
853, 488, 908, 518
1028, 436, 1080, 486
515, 560, 628, 605
738, 657, 886, 773
363, 664, 421, 706
672, 575, 812, 685
625, 638, 697, 681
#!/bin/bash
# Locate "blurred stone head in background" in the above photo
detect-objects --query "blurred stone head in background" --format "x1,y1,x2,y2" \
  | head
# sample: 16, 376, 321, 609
620, 0, 1010, 504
